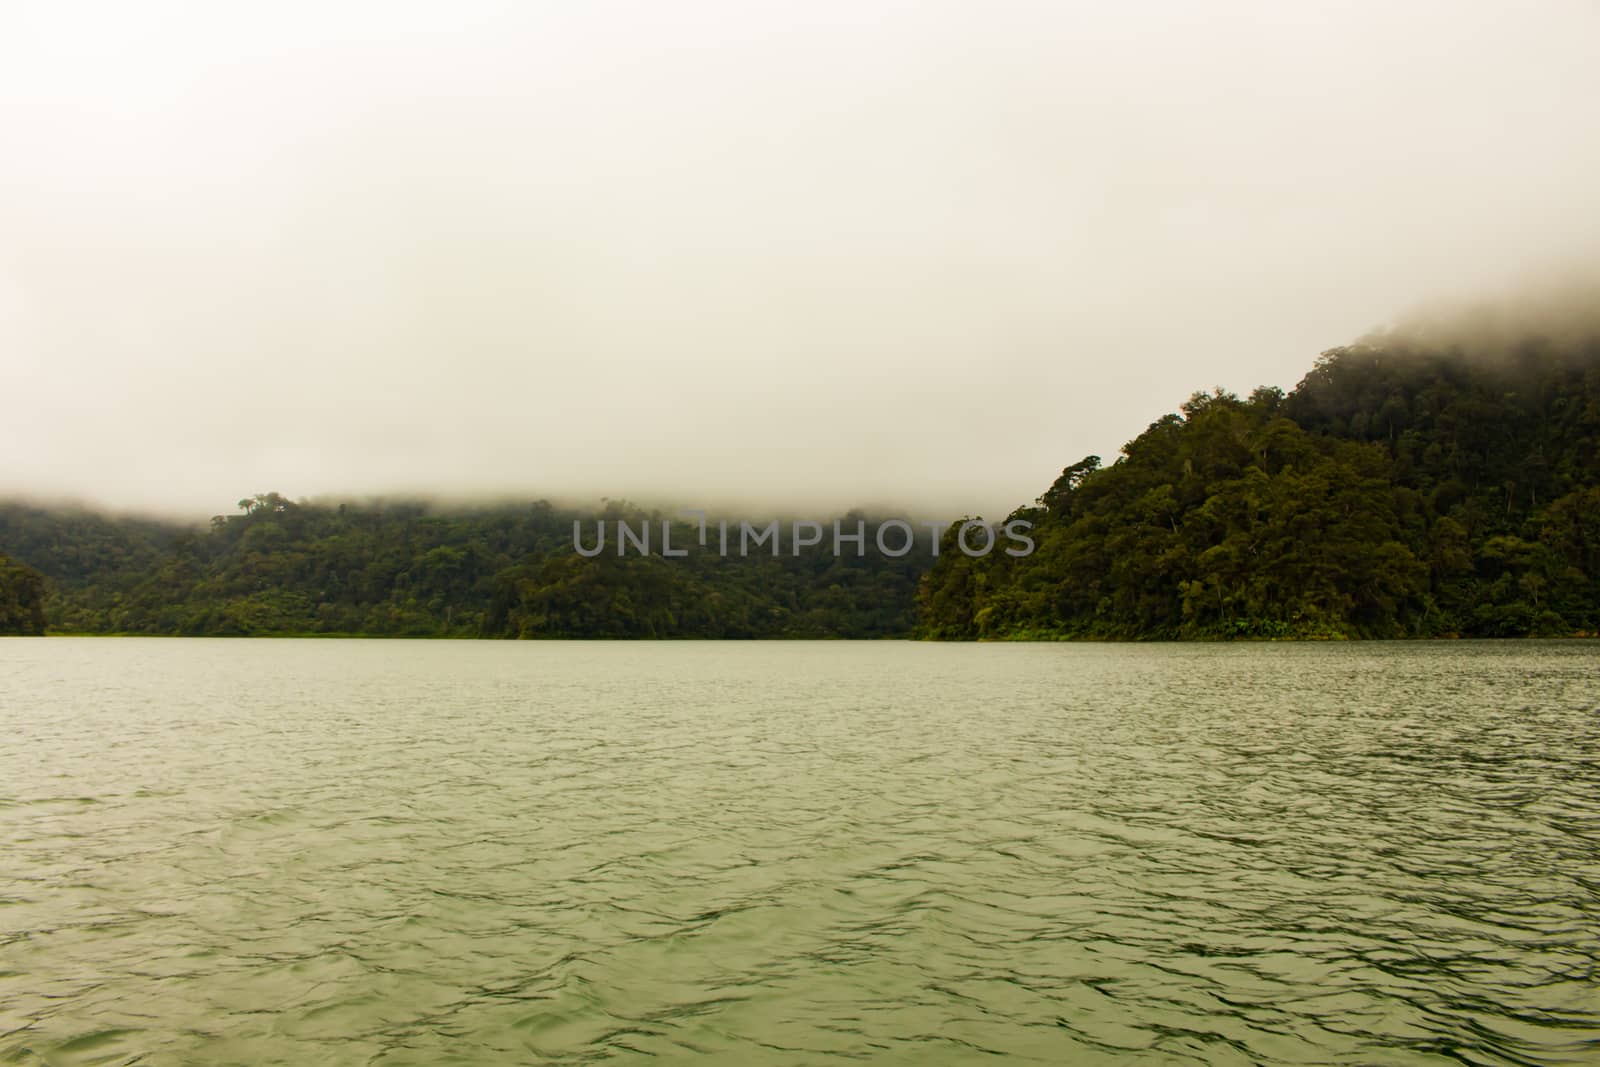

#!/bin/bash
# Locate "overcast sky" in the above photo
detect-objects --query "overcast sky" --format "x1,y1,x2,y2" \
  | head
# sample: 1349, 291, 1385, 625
4, 1, 1598, 519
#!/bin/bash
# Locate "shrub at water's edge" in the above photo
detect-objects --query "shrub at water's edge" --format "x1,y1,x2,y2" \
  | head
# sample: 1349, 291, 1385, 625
0, 553, 46, 635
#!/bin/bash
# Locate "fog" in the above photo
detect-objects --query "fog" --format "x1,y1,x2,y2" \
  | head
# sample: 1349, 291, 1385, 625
4, 1, 1599, 519
1385, 267, 1600, 363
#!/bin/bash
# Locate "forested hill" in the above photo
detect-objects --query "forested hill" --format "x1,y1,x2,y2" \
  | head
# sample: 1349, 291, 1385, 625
0, 497, 932, 638
918, 313, 1600, 639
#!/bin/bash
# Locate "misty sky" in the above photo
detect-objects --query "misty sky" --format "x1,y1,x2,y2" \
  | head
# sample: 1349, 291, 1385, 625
4, 1, 1599, 518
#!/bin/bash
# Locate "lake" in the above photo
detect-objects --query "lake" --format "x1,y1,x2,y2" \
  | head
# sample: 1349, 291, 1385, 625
2, 639, 1598, 1064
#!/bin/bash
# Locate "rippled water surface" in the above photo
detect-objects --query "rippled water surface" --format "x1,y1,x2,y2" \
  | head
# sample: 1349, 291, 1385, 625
2, 639, 1599, 1065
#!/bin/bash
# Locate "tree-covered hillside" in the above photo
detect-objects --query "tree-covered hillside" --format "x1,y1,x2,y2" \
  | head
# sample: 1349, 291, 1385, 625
0, 496, 931, 637
917, 314, 1600, 639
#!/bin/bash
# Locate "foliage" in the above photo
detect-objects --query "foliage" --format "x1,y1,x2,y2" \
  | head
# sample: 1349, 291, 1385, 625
916, 326, 1600, 639
0, 553, 47, 635
0, 496, 929, 638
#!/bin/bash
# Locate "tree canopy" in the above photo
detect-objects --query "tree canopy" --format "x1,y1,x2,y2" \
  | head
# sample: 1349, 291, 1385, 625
0, 553, 46, 635
917, 324, 1600, 639
0, 497, 930, 638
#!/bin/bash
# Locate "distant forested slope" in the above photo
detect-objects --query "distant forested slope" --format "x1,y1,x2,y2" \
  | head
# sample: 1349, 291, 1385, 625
917, 310, 1600, 639
0, 497, 930, 637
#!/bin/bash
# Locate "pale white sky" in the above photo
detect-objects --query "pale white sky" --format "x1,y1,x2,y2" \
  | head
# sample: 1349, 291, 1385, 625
4, 1, 1599, 517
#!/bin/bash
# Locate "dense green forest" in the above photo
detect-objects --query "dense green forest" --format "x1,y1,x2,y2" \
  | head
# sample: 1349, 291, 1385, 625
919, 314, 1600, 639
5, 306, 1599, 641
0, 496, 931, 637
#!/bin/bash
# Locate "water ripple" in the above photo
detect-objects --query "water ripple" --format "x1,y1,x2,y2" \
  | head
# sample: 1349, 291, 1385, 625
1, 638, 1598, 1064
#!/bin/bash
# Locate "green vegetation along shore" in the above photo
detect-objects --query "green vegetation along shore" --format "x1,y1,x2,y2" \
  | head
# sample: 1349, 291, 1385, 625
4, 306, 1598, 640
0, 553, 47, 635
0, 497, 930, 638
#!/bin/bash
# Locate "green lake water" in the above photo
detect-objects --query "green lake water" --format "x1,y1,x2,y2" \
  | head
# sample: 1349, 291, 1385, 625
2, 639, 1598, 1064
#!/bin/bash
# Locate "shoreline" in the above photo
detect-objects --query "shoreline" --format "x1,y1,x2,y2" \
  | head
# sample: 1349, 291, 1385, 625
21, 631, 1600, 642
